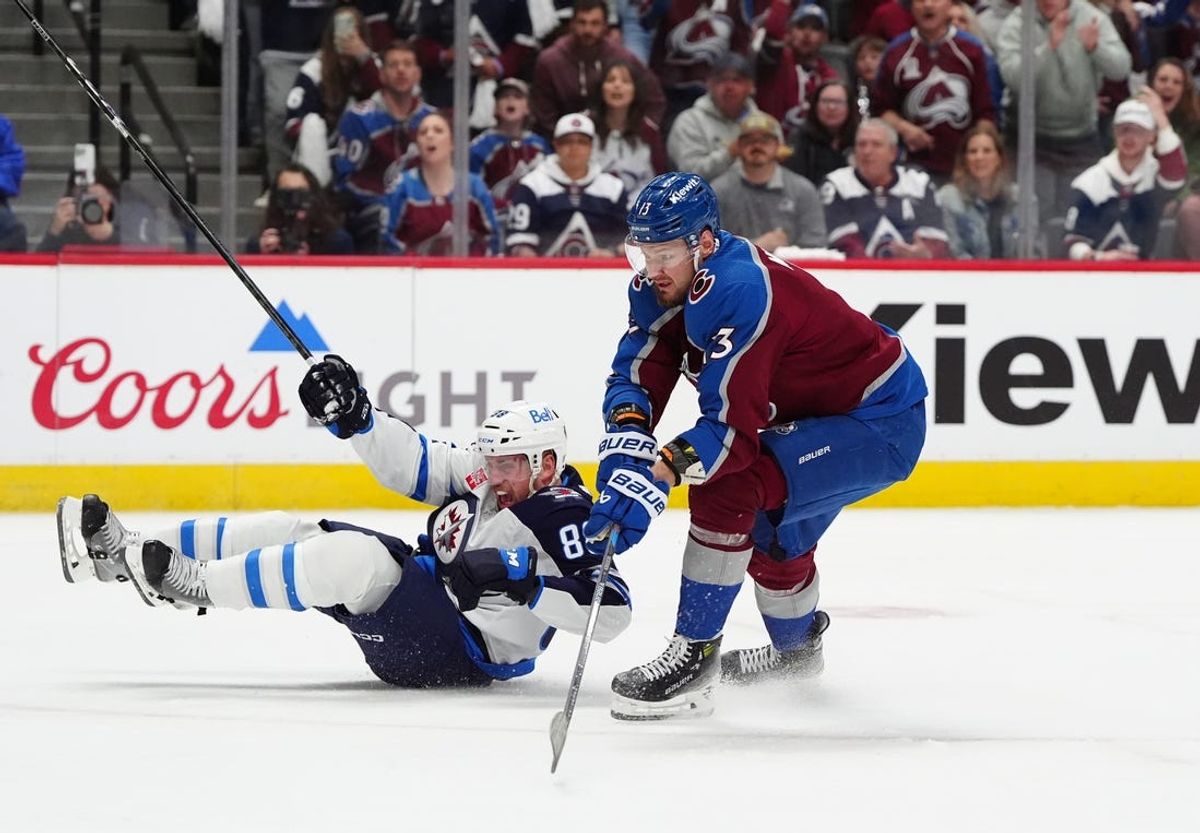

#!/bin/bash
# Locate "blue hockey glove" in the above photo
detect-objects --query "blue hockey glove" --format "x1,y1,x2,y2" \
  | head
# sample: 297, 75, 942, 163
443, 546, 541, 612
582, 465, 669, 555
298, 354, 373, 439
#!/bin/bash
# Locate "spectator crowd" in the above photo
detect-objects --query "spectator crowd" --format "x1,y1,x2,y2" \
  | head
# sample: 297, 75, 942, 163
6, 0, 1200, 261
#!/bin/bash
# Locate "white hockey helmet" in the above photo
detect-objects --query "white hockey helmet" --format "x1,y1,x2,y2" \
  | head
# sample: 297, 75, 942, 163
475, 401, 568, 487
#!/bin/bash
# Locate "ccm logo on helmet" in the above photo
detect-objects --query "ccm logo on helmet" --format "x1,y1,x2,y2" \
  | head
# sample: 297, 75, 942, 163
689, 269, 715, 303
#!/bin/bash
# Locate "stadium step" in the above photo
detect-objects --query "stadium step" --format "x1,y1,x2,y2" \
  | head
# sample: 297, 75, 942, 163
0, 26, 194, 56
0, 0, 170, 32
0, 84, 222, 117
0, 52, 199, 86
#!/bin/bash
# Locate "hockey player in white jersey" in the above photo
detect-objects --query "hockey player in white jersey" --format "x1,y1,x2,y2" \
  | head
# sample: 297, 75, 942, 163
56, 355, 632, 687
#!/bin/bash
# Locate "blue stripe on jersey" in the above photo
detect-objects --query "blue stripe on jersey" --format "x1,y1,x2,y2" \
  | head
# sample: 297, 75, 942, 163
413, 434, 430, 502
281, 543, 305, 611
244, 548, 267, 608
215, 517, 226, 560
180, 520, 196, 559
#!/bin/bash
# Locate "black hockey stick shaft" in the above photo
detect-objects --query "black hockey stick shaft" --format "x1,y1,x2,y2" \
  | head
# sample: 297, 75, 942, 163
549, 528, 618, 774
12, 0, 314, 362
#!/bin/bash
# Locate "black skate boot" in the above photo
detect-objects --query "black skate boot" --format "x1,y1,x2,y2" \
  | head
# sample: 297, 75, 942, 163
720, 610, 830, 685
611, 634, 721, 720
142, 540, 213, 608
56, 494, 135, 584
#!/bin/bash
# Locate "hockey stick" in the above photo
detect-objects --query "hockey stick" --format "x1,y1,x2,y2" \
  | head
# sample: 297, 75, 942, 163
549, 527, 619, 774
11, 0, 314, 362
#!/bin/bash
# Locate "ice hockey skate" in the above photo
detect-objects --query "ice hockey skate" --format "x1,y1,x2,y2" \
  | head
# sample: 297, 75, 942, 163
56, 494, 135, 585
141, 539, 213, 608
720, 610, 830, 685
610, 634, 721, 720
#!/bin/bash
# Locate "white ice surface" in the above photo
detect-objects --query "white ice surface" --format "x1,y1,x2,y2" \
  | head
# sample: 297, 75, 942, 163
2, 508, 1198, 832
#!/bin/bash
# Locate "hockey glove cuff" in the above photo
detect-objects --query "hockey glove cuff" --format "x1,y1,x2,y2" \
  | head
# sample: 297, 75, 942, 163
444, 546, 541, 612
582, 465, 669, 555
596, 427, 658, 494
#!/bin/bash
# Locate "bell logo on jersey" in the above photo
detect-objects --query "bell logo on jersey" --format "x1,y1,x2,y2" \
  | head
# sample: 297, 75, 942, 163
688, 269, 715, 304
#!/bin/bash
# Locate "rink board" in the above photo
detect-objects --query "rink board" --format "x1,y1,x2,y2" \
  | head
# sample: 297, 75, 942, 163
1, 255, 1198, 508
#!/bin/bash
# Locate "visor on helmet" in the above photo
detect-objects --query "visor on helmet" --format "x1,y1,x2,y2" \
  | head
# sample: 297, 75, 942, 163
625, 235, 695, 277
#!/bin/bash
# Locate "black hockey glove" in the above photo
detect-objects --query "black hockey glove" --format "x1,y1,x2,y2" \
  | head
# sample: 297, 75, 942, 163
443, 546, 541, 612
298, 354, 373, 439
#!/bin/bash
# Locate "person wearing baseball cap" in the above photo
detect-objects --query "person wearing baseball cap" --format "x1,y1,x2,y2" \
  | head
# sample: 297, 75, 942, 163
755, 1, 841, 135
1064, 89, 1187, 261
711, 112, 826, 253
469, 77, 551, 215
506, 113, 628, 258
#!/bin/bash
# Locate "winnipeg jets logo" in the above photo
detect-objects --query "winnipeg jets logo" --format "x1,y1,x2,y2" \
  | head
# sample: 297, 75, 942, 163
903, 67, 972, 130
688, 268, 715, 304
433, 504, 473, 559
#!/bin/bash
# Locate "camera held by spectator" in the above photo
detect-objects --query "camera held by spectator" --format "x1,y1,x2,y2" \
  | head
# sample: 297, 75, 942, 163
249, 163, 353, 256
37, 143, 122, 253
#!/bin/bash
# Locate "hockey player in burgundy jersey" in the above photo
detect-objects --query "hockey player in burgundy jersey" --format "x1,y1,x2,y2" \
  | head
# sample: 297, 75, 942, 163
56, 377, 631, 688
581, 172, 927, 719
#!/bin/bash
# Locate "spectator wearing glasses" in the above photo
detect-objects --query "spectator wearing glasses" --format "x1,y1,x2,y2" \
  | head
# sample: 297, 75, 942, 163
754, 2, 841, 137
787, 80, 860, 186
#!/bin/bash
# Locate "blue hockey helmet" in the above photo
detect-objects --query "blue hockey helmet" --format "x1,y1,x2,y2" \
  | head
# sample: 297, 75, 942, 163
626, 172, 721, 248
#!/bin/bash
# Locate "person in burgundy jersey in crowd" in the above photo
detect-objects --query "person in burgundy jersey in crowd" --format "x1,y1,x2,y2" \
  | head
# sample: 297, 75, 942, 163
754, 2, 843, 138
382, 112, 499, 256
469, 78, 553, 222
646, 0, 753, 126
581, 172, 928, 720
332, 41, 435, 252
872, 0, 996, 183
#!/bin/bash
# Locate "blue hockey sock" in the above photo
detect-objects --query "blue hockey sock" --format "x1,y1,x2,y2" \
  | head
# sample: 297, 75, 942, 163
673, 526, 753, 641
753, 572, 820, 651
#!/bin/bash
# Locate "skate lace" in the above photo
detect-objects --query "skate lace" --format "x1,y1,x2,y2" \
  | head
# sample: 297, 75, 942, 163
91, 514, 132, 558
165, 554, 207, 598
738, 645, 781, 675
637, 635, 694, 681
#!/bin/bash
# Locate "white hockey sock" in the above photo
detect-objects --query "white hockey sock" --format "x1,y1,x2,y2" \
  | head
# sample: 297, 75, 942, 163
206, 530, 401, 614
148, 512, 322, 562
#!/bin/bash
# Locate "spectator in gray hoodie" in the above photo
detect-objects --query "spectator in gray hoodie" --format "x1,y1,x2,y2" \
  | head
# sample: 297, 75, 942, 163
666, 53, 762, 182
997, 0, 1132, 217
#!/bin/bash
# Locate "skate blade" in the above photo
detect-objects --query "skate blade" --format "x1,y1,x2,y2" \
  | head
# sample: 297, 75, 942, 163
610, 687, 716, 721
56, 496, 96, 584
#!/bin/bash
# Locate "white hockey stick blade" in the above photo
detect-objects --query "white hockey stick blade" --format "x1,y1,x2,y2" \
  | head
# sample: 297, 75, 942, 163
548, 529, 618, 774
549, 710, 569, 773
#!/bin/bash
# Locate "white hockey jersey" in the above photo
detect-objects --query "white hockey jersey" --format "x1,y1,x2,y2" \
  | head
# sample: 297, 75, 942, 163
350, 410, 632, 675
